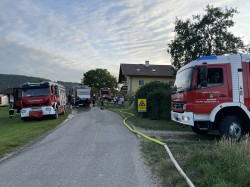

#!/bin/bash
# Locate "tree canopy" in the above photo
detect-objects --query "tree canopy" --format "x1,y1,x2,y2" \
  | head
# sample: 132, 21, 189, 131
167, 5, 245, 69
82, 68, 117, 94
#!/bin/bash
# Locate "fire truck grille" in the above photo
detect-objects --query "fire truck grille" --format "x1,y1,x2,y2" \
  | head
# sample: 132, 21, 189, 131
171, 102, 185, 109
22, 100, 49, 107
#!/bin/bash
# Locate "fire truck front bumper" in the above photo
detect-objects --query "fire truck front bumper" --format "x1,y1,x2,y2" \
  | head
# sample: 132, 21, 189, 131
171, 111, 194, 126
21, 106, 56, 118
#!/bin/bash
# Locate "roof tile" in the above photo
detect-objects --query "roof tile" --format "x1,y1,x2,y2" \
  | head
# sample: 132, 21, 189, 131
120, 63, 175, 77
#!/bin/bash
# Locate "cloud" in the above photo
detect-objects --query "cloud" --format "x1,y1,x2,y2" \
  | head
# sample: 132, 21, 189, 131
0, 0, 249, 83
0, 38, 83, 82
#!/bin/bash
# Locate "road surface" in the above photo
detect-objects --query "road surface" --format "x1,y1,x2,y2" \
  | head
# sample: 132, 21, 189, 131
0, 106, 158, 187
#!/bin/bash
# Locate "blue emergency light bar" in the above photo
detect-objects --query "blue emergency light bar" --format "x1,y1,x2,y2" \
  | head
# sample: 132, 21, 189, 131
197, 56, 217, 61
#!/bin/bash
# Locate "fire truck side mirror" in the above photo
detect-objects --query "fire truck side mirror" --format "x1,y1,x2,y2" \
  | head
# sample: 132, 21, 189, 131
200, 66, 207, 78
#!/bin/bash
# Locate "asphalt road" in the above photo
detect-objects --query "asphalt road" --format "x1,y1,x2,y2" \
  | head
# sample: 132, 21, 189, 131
0, 106, 158, 187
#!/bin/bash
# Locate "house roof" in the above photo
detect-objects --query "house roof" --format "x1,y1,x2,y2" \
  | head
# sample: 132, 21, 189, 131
118, 63, 175, 83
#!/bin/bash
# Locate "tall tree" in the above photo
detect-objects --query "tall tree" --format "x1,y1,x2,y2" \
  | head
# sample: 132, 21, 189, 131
245, 43, 250, 53
82, 68, 117, 94
168, 5, 245, 69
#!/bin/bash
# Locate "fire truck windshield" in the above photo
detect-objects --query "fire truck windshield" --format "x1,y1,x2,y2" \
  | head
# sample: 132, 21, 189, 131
22, 88, 50, 97
102, 91, 109, 95
174, 68, 194, 92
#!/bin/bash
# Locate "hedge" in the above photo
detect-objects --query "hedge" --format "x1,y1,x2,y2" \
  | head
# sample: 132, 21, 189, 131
134, 82, 172, 120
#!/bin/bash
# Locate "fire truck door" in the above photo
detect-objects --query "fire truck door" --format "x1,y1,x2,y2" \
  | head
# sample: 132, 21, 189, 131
193, 66, 229, 114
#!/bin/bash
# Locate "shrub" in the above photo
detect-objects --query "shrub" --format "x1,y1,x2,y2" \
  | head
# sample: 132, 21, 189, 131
147, 89, 172, 120
134, 82, 172, 120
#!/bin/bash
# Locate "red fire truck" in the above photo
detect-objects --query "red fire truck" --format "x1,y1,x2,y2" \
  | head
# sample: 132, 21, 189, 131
171, 54, 250, 141
100, 87, 112, 102
72, 85, 92, 106
19, 81, 67, 120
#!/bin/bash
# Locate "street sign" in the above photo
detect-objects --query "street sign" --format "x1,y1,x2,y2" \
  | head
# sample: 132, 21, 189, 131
138, 99, 147, 112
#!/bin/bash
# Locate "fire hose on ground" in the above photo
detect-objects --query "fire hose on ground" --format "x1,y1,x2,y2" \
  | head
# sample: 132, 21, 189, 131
115, 109, 195, 187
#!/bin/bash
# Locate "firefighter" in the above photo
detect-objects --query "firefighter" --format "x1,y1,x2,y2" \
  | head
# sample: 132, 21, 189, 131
92, 94, 96, 107
67, 94, 72, 106
100, 97, 104, 110
9, 98, 14, 118
70, 96, 75, 109
75, 96, 80, 107
113, 96, 118, 107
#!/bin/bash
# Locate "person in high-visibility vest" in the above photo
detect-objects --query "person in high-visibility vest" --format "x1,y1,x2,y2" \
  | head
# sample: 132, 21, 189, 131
9, 98, 14, 118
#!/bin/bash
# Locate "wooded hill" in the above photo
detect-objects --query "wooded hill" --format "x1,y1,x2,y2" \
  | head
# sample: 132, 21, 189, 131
0, 74, 80, 95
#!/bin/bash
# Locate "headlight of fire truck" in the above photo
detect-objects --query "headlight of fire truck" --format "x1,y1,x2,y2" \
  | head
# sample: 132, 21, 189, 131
181, 103, 191, 122
182, 116, 190, 121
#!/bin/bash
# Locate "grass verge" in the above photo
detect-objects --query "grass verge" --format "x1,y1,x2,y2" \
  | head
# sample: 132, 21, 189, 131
0, 106, 71, 159
108, 101, 191, 131
110, 102, 250, 187
140, 135, 250, 187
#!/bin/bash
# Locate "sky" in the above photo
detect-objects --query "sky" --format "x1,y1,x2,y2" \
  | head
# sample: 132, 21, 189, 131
0, 0, 250, 83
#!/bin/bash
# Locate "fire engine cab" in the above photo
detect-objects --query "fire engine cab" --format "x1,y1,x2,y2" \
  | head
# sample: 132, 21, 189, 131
100, 87, 112, 102
171, 54, 250, 141
72, 85, 92, 106
20, 81, 67, 120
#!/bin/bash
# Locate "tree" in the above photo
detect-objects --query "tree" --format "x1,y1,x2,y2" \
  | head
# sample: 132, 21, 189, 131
245, 43, 250, 53
168, 5, 245, 69
82, 69, 117, 94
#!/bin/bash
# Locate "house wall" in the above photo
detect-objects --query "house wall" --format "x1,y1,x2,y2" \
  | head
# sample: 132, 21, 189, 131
130, 76, 175, 93
126, 76, 132, 92
0, 95, 9, 106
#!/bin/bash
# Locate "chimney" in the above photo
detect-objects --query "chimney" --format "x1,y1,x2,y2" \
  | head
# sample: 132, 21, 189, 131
145, 60, 149, 67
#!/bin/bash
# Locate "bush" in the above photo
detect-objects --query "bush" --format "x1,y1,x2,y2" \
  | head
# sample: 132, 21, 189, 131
134, 82, 172, 120
147, 89, 172, 120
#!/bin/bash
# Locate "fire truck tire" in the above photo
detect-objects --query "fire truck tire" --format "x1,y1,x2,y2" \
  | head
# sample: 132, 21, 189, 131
219, 115, 244, 141
191, 125, 209, 135
21, 117, 28, 121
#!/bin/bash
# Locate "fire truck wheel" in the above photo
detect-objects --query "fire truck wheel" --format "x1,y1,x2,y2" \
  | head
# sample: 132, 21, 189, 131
21, 117, 28, 121
219, 116, 244, 141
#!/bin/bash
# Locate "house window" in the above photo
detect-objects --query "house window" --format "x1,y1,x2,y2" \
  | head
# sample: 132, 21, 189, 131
139, 80, 144, 86
155, 80, 161, 83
